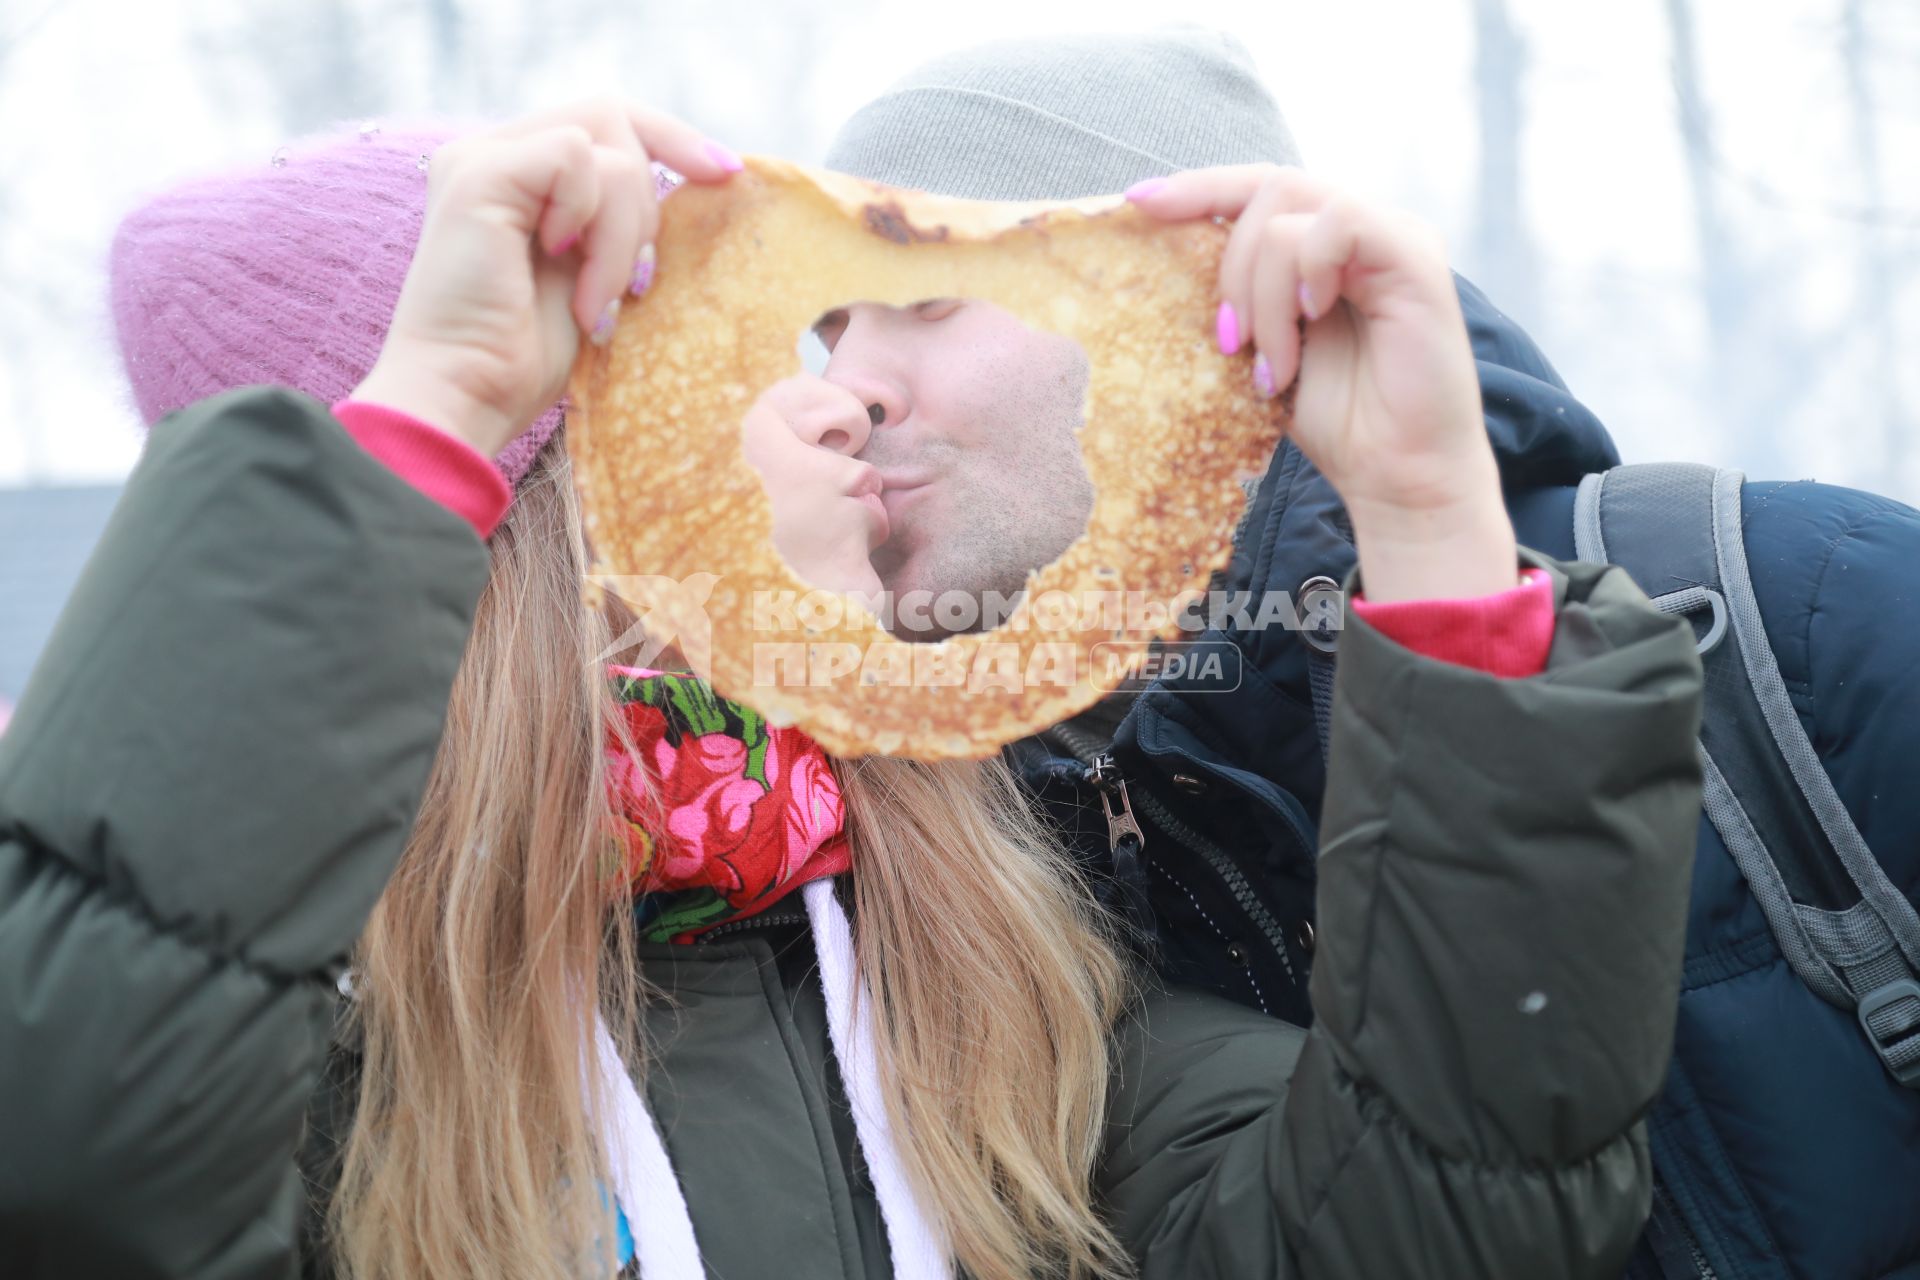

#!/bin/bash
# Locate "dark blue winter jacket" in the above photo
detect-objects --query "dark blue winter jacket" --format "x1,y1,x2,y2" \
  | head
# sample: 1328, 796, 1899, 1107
1008, 276, 1920, 1280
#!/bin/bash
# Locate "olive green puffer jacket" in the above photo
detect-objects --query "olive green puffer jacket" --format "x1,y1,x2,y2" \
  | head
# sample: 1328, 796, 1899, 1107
0, 388, 1704, 1278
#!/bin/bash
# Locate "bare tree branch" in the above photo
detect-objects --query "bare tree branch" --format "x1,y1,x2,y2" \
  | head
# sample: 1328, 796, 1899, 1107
1842, 0, 1910, 475
1468, 0, 1540, 330
1664, 0, 1762, 463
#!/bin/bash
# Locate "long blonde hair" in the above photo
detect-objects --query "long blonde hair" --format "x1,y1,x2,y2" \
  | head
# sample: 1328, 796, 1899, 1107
328, 430, 1136, 1280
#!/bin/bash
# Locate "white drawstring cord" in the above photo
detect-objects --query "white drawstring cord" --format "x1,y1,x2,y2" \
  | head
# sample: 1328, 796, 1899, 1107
803, 878, 952, 1280
356, 962, 699, 1277
591, 877, 949, 1280
591, 1012, 704, 1280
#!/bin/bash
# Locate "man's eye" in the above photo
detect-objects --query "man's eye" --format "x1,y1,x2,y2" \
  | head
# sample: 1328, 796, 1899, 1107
812, 310, 848, 350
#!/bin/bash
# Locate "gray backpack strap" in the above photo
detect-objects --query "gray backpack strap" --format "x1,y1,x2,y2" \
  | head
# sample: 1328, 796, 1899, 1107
1575, 463, 1920, 1087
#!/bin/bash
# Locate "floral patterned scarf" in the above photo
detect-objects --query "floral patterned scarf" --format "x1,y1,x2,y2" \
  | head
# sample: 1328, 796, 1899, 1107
602, 665, 850, 943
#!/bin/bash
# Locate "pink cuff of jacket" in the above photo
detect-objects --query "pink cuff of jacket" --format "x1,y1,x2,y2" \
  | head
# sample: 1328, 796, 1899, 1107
1350, 568, 1554, 678
332, 400, 514, 540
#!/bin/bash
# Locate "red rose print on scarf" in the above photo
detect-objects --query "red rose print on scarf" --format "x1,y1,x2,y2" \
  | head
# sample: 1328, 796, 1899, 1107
604, 666, 850, 940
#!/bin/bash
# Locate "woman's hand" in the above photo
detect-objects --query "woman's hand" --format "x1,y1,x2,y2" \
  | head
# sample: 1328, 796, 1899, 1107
352, 99, 743, 457
1127, 167, 1518, 602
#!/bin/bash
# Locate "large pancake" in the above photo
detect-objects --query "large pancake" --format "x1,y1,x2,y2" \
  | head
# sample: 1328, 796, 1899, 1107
568, 156, 1289, 760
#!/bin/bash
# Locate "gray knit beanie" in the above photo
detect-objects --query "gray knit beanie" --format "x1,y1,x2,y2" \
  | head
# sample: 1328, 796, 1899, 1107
824, 25, 1302, 202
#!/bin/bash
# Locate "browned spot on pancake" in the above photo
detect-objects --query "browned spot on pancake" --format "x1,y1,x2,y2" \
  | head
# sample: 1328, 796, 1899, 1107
864, 201, 950, 245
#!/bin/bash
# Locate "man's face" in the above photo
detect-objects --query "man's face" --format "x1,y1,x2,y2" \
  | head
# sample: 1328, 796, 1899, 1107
812, 299, 1093, 623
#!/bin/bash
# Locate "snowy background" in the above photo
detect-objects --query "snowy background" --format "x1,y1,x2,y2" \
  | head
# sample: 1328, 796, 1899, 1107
0, 0, 1915, 492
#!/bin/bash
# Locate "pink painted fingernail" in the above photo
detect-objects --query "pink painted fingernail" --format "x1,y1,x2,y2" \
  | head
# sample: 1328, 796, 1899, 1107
551, 233, 580, 257
1216, 301, 1241, 355
1298, 281, 1319, 321
1124, 177, 1167, 202
702, 139, 744, 173
1252, 353, 1276, 399
629, 243, 656, 297
591, 298, 620, 346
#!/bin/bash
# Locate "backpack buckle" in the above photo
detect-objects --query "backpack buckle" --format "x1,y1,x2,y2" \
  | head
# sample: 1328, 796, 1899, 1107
1856, 978, 1920, 1088
1649, 585, 1728, 656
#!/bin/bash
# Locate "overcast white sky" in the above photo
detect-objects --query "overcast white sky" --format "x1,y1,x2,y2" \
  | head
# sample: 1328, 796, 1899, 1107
2, 0, 1915, 497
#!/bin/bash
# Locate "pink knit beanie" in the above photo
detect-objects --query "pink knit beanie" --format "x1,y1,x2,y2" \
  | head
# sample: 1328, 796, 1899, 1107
110, 119, 675, 490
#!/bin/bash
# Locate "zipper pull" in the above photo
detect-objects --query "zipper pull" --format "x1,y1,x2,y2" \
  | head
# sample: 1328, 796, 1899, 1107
1088, 753, 1146, 857
1086, 752, 1158, 941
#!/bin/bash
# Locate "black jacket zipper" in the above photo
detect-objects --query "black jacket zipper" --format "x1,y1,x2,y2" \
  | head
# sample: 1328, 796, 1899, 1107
1648, 1181, 1719, 1279
695, 910, 808, 943
1047, 721, 1298, 985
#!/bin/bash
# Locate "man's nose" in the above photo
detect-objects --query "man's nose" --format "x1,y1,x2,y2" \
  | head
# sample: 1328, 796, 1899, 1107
822, 305, 910, 432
